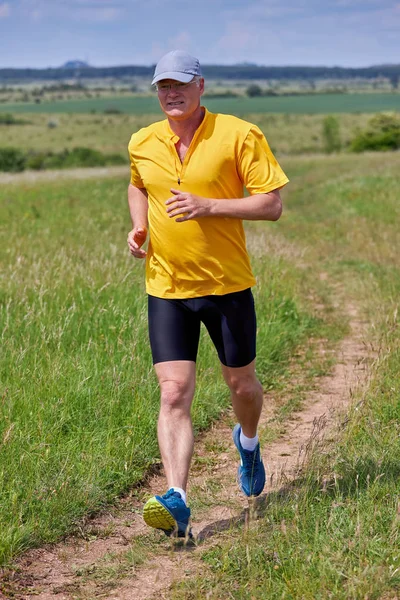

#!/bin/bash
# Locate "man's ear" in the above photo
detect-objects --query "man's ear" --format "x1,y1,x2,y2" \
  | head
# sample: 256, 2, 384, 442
199, 77, 205, 95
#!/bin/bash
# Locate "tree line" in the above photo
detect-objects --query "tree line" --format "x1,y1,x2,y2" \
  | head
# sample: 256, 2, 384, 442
1, 64, 400, 83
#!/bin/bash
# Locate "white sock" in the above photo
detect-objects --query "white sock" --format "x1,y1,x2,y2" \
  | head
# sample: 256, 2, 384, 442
240, 431, 259, 452
171, 487, 187, 505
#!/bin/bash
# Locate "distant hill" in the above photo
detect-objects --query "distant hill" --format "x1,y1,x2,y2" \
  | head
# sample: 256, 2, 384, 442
61, 60, 90, 69
0, 63, 399, 83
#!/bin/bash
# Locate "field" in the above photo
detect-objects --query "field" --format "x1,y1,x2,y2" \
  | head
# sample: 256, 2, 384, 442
1, 90, 398, 162
1, 94, 400, 597
0, 111, 389, 158
1, 92, 400, 115
1, 89, 399, 163
0, 171, 328, 563
174, 151, 400, 599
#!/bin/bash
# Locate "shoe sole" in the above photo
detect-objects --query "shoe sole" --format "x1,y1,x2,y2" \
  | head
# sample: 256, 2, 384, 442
143, 497, 176, 532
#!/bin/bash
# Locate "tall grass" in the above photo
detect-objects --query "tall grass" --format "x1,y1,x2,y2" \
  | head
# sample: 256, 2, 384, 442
0, 112, 379, 157
0, 176, 322, 564
172, 151, 400, 598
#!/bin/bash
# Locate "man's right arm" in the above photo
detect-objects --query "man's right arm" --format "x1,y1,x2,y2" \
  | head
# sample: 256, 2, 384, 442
127, 183, 149, 259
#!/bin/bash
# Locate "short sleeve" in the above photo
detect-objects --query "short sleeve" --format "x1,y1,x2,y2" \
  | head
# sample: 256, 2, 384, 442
128, 133, 145, 188
237, 126, 289, 195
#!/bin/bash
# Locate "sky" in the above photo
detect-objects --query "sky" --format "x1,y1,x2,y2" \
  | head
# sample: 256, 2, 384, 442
1, 0, 399, 69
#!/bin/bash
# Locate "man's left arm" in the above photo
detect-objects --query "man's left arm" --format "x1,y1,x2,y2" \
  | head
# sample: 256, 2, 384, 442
166, 188, 282, 222
167, 124, 288, 223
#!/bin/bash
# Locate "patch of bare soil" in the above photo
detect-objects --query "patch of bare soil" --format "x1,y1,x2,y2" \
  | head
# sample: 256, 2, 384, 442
0, 166, 128, 185
0, 300, 371, 600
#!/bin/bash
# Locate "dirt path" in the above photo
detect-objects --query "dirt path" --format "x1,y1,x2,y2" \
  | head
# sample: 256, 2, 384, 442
0, 166, 128, 185
1, 298, 371, 600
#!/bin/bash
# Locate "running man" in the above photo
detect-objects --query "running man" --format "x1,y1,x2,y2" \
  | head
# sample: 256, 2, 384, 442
127, 50, 289, 538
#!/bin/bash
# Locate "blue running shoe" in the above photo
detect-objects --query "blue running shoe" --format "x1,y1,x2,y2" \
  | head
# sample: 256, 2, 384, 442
143, 489, 192, 538
232, 424, 266, 497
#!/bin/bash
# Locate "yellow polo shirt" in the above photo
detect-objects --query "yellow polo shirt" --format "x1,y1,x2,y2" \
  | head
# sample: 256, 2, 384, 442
128, 108, 288, 299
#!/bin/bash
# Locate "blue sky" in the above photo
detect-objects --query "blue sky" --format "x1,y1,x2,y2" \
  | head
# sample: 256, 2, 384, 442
1, 0, 399, 69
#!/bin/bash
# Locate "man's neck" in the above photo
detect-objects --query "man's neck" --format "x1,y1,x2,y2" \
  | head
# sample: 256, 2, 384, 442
167, 106, 205, 145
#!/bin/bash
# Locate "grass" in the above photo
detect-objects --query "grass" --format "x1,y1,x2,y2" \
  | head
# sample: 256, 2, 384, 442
2, 93, 400, 115
1, 133, 399, 598
171, 151, 400, 599
0, 111, 387, 158
0, 174, 328, 566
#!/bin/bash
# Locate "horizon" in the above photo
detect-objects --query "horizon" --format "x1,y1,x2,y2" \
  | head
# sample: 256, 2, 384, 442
2, 60, 400, 71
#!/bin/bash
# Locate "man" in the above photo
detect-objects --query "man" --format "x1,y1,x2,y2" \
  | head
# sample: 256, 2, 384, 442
127, 50, 289, 538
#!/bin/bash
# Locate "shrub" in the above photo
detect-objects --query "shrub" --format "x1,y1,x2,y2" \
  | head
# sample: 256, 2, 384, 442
103, 153, 127, 165
0, 113, 16, 125
246, 84, 263, 97
25, 152, 48, 170
389, 75, 399, 90
0, 113, 29, 125
367, 113, 400, 134
104, 107, 123, 114
40, 151, 65, 169
0, 148, 26, 172
322, 115, 341, 153
2, 148, 127, 172
203, 91, 239, 99
350, 112, 400, 152
63, 147, 106, 167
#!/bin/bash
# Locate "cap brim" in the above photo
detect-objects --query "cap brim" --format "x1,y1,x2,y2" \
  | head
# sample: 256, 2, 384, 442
151, 71, 194, 85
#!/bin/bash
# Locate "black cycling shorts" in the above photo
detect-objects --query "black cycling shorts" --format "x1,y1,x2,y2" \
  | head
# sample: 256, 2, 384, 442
148, 288, 256, 368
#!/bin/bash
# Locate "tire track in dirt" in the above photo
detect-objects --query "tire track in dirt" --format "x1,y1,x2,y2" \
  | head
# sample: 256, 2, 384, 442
0, 294, 372, 600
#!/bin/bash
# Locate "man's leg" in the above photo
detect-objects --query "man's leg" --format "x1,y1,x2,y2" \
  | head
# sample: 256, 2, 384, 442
155, 360, 196, 493
144, 295, 200, 536
222, 361, 265, 497
200, 289, 266, 496
221, 360, 263, 438
143, 360, 196, 537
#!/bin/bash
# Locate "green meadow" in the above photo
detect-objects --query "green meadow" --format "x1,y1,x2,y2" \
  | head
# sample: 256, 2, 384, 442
2, 92, 400, 115
173, 152, 400, 599
0, 172, 330, 565
1, 92, 399, 162
1, 93, 400, 598
0, 111, 384, 157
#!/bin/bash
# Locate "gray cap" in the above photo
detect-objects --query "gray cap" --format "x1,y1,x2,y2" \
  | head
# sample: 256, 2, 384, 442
152, 50, 202, 85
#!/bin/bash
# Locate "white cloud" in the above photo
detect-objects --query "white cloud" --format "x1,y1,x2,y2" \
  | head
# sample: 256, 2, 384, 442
168, 31, 192, 52
0, 2, 10, 18
221, 0, 399, 26
16, 0, 126, 21
216, 21, 259, 54
150, 31, 193, 62
221, 0, 321, 23
4, 0, 399, 68
211, 0, 400, 66
76, 6, 123, 21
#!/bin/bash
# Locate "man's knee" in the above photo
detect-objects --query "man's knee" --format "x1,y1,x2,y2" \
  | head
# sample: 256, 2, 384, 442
227, 375, 262, 403
159, 379, 194, 410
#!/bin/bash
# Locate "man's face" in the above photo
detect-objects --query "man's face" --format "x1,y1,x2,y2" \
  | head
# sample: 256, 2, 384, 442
156, 78, 204, 121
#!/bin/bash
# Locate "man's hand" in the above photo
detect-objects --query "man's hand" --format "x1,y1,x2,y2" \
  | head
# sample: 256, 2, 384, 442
166, 189, 212, 222
127, 227, 147, 259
